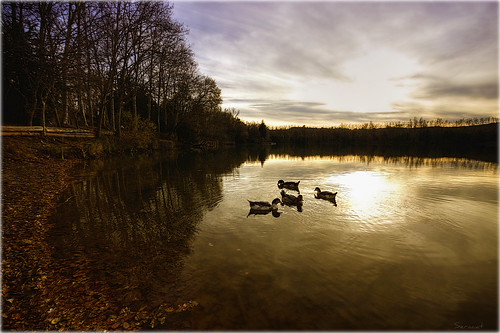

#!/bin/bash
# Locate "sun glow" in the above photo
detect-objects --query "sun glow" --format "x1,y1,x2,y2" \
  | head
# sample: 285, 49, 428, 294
331, 170, 399, 221
286, 48, 422, 114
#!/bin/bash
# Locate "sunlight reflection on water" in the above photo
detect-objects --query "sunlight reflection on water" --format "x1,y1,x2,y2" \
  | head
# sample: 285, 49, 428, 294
327, 170, 401, 227
49, 152, 498, 330
182, 154, 497, 329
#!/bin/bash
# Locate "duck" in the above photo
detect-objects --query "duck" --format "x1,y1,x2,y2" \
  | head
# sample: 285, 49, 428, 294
247, 209, 281, 218
314, 187, 338, 200
280, 190, 303, 206
277, 179, 300, 191
248, 198, 282, 212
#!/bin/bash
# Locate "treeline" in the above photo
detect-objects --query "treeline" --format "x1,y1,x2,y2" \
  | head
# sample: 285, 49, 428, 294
270, 122, 498, 160
2, 2, 261, 144
273, 116, 498, 131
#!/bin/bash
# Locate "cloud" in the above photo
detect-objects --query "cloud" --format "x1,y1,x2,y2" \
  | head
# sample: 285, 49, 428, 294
174, 2, 359, 80
416, 81, 498, 101
393, 73, 499, 100
391, 98, 498, 121
233, 99, 413, 126
173, 1, 498, 126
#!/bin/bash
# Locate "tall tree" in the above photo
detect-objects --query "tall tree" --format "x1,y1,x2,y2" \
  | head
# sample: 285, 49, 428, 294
2, 0, 242, 144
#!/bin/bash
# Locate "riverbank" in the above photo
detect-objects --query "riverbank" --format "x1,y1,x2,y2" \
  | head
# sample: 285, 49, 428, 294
2, 136, 195, 330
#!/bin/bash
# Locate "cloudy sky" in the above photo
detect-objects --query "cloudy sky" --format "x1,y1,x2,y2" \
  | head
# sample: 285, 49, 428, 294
172, 1, 498, 127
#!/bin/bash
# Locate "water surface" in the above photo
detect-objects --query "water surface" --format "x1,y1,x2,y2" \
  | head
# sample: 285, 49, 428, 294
50, 150, 498, 329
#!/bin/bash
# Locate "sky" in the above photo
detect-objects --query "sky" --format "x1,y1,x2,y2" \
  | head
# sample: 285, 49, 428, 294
172, 1, 499, 127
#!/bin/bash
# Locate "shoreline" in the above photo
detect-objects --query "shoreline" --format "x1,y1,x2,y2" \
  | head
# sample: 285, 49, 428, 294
2, 142, 83, 329
2, 134, 497, 330
1, 136, 192, 330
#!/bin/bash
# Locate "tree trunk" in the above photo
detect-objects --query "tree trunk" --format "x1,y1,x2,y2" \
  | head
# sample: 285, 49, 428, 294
157, 103, 161, 133
87, 92, 93, 128
28, 93, 38, 127
41, 99, 46, 136
110, 92, 115, 131
116, 100, 122, 137
97, 97, 106, 138
79, 92, 87, 126
53, 99, 62, 127
133, 94, 137, 132
147, 95, 151, 121
62, 93, 69, 125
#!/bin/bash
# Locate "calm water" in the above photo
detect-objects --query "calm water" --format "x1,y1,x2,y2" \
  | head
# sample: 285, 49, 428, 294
49, 149, 498, 330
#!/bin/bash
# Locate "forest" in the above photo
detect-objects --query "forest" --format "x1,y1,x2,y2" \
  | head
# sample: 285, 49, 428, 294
2, 2, 498, 151
2, 2, 264, 145
270, 121, 498, 162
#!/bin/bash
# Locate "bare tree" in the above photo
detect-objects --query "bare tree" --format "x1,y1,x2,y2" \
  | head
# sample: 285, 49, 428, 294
2, 0, 240, 143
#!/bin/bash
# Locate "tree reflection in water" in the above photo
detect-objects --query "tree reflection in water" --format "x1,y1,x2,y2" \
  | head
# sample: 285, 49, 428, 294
50, 150, 249, 309
49, 146, 497, 323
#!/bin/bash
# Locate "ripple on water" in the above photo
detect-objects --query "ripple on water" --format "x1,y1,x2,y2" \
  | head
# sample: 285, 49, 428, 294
49, 152, 498, 330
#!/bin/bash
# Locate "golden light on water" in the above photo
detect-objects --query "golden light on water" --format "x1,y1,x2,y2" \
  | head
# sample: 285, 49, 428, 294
330, 171, 399, 220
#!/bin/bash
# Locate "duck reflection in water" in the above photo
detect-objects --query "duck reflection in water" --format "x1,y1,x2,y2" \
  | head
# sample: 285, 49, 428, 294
277, 179, 300, 192
247, 209, 281, 218
314, 187, 338, 206
247, 198, 282, 218
280, 190, 304, 212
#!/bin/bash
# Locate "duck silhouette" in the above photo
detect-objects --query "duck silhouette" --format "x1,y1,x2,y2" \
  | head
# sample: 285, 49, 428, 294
314, 187, 338, 206
280, 190, 303, 205
247, 198, 282, 217
280, 190, 304, 212
248, 198, 282, 211
277, 180, 300, 192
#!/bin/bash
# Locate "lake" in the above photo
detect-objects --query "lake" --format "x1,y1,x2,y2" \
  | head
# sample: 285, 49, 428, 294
49, 148, 498, 330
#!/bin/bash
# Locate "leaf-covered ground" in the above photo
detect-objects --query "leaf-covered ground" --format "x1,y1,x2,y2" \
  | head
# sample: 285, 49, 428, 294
2, 137, 197, 330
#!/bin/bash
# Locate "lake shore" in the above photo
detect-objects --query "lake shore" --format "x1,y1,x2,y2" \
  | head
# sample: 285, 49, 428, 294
2, 133, 497, 330
1, 136, 193, 330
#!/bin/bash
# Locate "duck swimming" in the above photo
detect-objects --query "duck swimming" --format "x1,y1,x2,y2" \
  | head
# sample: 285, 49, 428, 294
280, 190, 303, 206
314, 187, 337, 200
248, 198, 282, 212
277, 180, 300, 191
